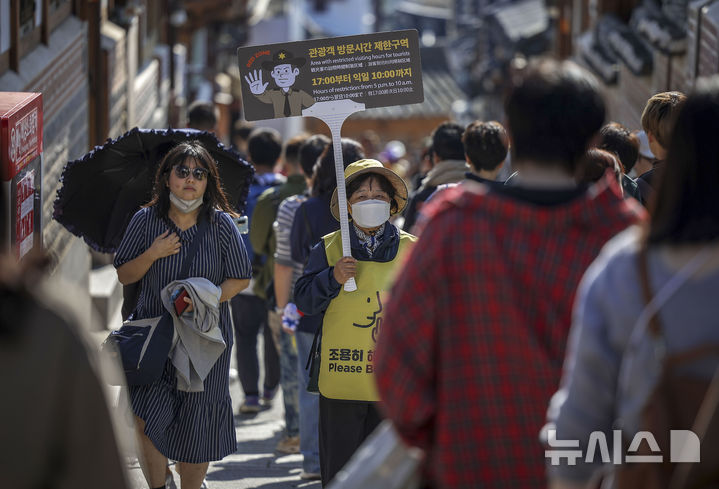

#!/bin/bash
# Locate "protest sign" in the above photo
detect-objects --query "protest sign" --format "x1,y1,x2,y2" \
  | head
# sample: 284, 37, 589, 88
237, 30, 423, 291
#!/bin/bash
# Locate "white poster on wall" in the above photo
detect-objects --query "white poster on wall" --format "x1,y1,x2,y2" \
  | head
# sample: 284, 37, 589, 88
35, 0, 42, 27
0, 0, 10, 53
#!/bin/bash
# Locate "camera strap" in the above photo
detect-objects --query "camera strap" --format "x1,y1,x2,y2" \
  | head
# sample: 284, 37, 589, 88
178, 213, 209, 280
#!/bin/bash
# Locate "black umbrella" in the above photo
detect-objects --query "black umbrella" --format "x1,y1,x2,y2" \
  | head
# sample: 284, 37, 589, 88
53, 127, 254, 253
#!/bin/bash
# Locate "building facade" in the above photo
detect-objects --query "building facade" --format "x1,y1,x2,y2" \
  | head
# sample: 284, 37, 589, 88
1, 0, 246, 327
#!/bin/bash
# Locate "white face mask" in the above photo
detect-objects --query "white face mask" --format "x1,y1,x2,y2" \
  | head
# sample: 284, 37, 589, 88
351, 199, 390, 228
169, 192, 203, 213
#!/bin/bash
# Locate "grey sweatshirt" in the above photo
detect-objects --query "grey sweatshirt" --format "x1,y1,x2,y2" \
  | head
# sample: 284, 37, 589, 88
546, 226, 719, 483
161, 277, 223, 392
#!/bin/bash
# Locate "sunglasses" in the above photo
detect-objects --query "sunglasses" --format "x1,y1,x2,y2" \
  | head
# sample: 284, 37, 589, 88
173, 165, 208, 181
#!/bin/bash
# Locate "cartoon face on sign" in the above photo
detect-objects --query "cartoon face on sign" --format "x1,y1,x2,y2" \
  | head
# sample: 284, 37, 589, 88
270, 64, 300, 88
243, 49, 315, 118
352, 291, 383, 343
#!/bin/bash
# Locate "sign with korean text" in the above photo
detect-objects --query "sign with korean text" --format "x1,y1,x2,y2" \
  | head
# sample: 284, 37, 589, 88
237, 30, 423, 122
16, 170, 35, 259
1, 93, 43, 181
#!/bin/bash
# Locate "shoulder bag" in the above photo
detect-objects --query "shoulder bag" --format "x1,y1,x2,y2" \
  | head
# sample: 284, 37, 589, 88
102, 215, 209, 386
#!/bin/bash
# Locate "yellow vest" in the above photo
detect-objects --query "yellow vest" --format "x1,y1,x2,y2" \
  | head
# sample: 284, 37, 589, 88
319, 228, 417, 401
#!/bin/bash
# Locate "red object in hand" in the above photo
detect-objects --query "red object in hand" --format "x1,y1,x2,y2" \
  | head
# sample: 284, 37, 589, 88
173, 288, 189, 315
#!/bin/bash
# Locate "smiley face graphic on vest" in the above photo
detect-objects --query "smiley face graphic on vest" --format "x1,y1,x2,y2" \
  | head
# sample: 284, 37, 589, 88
352, 291, 383, 343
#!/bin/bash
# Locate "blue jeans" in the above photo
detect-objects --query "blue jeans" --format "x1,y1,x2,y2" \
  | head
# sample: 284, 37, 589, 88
296, 330, 321, 473
278, 325, 299, 437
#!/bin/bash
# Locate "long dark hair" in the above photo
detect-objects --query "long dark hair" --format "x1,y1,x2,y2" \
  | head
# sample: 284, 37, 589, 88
146, 141, 237, 221
648, 77, 719, 244
311, 138, 365, 197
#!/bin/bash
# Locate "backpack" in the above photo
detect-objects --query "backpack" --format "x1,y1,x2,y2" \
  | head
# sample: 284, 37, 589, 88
253, 186, 294, 305
615, 246, 719, 489
243, 174, 284, 266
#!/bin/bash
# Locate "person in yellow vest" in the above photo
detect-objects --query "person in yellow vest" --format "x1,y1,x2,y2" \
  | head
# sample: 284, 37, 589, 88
293, 159, 416, 485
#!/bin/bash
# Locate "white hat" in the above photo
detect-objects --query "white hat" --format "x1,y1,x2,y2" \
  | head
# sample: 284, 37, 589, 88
637, 131, 655, 159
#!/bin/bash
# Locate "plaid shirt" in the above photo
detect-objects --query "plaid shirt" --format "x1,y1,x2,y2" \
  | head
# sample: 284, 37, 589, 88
375, 177, 644, 488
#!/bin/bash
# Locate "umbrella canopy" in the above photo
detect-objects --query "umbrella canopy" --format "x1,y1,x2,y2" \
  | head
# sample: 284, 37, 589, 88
53, 127, 254, 253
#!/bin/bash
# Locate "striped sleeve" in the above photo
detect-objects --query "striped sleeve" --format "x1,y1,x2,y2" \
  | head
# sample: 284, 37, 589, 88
114, 208, 149, 268
274, 196, 306, 297
218, 211, 252, 280
274, 196, 304, 267
290, 201, 310, 265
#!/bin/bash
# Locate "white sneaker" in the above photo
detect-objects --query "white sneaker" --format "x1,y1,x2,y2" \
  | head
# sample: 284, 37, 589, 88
200, 477, 209, 489
300, 470, 321, 480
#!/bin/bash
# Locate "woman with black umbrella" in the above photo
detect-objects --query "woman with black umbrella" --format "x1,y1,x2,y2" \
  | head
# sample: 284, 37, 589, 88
114, 141, 251, 489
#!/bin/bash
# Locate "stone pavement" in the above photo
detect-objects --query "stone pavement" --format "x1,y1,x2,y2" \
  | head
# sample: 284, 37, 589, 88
123, 377, 321, 489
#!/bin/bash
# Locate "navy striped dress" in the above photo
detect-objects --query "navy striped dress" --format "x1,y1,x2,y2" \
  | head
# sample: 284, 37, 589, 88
114, 206, 251, 463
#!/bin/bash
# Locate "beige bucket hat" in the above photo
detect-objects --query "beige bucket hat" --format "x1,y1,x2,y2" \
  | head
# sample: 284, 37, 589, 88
330, 159, 409, 221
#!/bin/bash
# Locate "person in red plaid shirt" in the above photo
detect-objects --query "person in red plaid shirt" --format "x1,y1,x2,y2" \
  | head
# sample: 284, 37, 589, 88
374, 58, 645, 488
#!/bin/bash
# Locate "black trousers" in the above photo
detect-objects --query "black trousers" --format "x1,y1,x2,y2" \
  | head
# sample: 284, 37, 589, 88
230, 294, 280, 397
319, 395, 382, 486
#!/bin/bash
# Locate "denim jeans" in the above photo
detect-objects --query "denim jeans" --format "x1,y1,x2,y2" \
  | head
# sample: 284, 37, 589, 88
296, 330, 321, 473
275, 313, 299, 437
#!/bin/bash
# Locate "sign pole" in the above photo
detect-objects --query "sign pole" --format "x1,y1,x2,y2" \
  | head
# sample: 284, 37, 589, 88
302, 100, 365, 292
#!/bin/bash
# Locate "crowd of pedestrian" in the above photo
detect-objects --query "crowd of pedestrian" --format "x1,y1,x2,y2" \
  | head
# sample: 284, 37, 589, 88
6, 57, 719, 489
213, 58, 719, 489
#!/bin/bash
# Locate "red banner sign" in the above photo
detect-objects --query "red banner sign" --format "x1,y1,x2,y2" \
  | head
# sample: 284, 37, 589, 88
16, 170, 35, 258
1, 93, 43, 181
